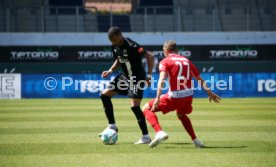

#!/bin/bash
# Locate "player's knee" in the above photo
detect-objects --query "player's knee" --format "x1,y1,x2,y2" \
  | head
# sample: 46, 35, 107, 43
186, 110, 192, 115
185, 107, 192, 115
131, 102, 139, 107
177, 112, 185, 118
142, 103, 150, 111
100, 93, 110, 99
101, 91, 109, 98
130, 99, 141, 107
177, 108, 192, 117
100, 93, 106, 99
101, 89, 115, 98
177, 109, 192, 118
100, 94, 112, 106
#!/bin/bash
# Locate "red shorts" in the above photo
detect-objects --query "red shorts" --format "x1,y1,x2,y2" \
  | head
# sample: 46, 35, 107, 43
148, 94, 193, 115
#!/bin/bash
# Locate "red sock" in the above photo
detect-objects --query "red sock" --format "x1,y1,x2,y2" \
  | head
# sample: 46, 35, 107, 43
143, 109, 162, 133
178, 114, 196, 140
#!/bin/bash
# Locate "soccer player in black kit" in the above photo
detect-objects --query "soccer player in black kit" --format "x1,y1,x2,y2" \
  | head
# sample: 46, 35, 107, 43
99, 27, 154, 144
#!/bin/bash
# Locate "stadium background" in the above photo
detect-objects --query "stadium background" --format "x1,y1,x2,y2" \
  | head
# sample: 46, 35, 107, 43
0, 1, 275, 167
0, 0, 275, 99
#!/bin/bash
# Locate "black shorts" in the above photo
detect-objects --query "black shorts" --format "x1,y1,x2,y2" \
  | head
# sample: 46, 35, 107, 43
107, 73, 145, 99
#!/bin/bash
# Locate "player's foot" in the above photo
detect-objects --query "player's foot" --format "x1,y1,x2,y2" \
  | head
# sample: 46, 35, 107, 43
98, 126, 118, 137
134, 135, 151, 144
149, 131, 168, 148
193, 138, 204, 148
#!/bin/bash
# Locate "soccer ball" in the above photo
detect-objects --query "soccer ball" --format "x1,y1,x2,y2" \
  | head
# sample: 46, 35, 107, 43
101, 129, 118, 145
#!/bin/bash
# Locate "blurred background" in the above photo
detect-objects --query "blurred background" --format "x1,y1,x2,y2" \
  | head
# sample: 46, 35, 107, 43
0, 0, 275, 98
1, 0, 276, 32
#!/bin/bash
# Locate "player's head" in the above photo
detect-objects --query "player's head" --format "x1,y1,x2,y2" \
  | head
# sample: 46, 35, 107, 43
163, 40, 178, 57
108, 26, 124, 46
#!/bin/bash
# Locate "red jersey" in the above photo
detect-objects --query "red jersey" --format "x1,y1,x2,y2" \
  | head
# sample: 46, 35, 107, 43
159, 53, 200, 92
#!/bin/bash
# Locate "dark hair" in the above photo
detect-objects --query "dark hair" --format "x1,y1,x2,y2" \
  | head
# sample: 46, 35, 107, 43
108, 26, 121, 38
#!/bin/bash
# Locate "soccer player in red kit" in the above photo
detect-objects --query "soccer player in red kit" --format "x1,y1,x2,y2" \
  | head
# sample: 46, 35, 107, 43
142, 40, 221, 148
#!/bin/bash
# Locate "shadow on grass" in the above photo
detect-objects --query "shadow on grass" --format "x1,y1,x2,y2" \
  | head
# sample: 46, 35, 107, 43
161, 142, 247, 149
162, 142, 192, 145
202, 146, 247, 149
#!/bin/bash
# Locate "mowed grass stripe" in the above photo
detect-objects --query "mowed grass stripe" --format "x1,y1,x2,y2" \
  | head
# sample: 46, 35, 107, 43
0, 108, 276, 114
1, 110, 275, 116
1, 104, 275, 111
1, 98, 275, 107
0, 132, 275, 145
0, 126, 275, 135
1, 102, 275, 108
0, 153, 275, 167
0, 119, 275, 129
0, 98, 275, 167
0, 114, 275, 122
0, 97, 275, 104
1, 108, 275, 113
0, 141, 274, 156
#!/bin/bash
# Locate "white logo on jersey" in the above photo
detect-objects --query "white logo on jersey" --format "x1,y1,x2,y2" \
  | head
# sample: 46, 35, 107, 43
123, 49, 128, 58
118, 56, 129, 63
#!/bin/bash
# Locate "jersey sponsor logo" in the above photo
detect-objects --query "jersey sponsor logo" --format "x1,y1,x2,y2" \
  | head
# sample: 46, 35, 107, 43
117, 56, 129, 63
168, 89, 193, 98
257, 79, 276, 92
123, 49, 128, 57
170, 57, 188, 61
114, 47, 122, 55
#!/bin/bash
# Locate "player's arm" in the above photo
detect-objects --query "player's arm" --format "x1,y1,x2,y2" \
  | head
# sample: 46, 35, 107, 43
134, 40, 154, 85
151, 71, 167, 111
102, 59, 120, 78
194, 75, 221, 103
144, 51, 154, 85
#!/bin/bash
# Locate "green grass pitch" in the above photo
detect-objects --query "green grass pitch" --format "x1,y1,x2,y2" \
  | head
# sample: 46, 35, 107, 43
0, 98, 275, 167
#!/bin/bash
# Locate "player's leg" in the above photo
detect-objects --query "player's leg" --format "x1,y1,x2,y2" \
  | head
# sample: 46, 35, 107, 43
176, 97, 204, 148
100, 89, 117, 131
128, 81, 151, 144
177, 113, 204, 148
142, 102, 162, 133
143, 94, 173, 132
131, 98, 152, 144
142, 94, 173, 147
177, 113, 196, 140
143, 100, 168, 148
99, 73, 128, 136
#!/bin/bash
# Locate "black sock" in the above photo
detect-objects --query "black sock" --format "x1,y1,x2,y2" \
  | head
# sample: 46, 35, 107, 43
131, 106, 149, 135
100, 94, 115, 124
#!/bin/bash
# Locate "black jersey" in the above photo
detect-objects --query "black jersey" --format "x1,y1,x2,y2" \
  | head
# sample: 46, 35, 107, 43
111, 38, 147, 79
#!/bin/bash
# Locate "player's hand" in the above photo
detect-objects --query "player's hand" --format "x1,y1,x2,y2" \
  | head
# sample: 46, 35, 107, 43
151, 98, 160, 111
101, 70, 112, 78
208, 92, 221, 103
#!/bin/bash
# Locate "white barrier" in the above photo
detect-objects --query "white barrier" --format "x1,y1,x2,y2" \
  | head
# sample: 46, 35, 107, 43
0, 74, 21, 99
0, 32, 276, 46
